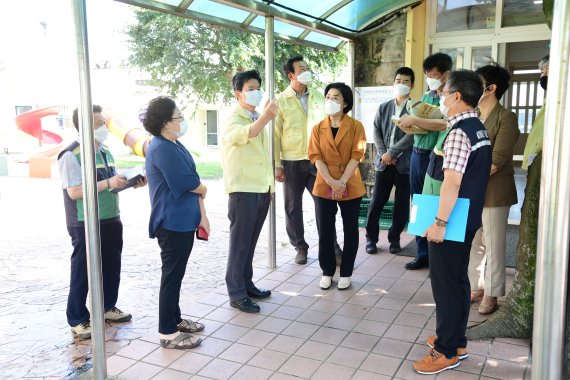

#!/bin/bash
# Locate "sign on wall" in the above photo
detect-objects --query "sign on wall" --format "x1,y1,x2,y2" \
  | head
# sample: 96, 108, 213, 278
354, 86, 394, 142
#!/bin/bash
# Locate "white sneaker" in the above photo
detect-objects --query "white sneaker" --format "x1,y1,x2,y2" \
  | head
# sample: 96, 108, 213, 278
71, 320, 91, 340
319, 276, 332, 290
338, 277, 351, 290
104, 307, 132, 323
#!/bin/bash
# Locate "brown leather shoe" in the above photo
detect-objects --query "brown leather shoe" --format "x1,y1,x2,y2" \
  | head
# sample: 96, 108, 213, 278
427, 335, 468, 360
471, 289, 484, 303
478, 295, 498, 314
413, 348, 460, 375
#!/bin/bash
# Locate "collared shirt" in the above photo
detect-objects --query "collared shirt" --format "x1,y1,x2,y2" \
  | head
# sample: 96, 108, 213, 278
295, 87, 309, 115
390, 98, 409, 147
58, 140, 105, 188
442, 110, 479, 173
245, 109, 259, 121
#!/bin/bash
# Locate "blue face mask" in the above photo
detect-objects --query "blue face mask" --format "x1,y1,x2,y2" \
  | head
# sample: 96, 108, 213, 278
244, 90, 263, 107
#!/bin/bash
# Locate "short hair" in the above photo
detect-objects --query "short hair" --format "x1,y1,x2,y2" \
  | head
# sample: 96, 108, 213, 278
72, 105, 103, 131
283, 55, 304, 76
141, 96, 176, 136
539, 55, 549, 70
475, 64, 511, 100
446, 70, 483, 108
423, 53, 453, 74
324, 82, 354, 114
232, 70, 262, 91
394, 66, 415, 84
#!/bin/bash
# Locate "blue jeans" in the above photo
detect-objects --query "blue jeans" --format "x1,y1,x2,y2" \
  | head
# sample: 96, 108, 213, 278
410, 149, 430, 260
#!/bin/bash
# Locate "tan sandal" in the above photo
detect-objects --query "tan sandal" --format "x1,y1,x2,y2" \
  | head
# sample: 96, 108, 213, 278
160, 332, 202, 349
470, 289, 484, 304
177, 319, 205, 333
478, 296, 497, 314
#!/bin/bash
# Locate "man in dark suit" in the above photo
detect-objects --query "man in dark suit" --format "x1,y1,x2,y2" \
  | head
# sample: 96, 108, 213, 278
366, 67, 415, 254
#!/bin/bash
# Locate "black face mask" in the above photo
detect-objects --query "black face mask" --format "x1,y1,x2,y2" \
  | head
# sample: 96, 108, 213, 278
540, 76, 548, 91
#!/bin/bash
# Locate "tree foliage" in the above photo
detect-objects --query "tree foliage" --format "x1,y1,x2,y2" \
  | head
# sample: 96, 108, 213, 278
125, 9, 347, 106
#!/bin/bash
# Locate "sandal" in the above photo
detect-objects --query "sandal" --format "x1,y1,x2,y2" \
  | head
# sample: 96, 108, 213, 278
177, 319, 205, 333
160, 332, 202, 349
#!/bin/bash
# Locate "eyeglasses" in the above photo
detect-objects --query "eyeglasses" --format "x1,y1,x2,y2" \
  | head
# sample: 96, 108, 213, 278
171, 115, 184, 121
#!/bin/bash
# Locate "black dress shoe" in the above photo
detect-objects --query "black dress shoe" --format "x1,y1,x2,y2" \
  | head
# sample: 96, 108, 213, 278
230, 297, 260, 313
247, 287, 272, 299
366, 240, 378, 254
405, 257, 429, 270
389, 242, 402, 254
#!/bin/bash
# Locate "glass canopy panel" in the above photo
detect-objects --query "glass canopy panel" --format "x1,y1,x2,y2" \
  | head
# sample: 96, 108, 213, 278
437, 0, 496, 32
326, 0, 412, 31
249, 17, 307, 38
266, 0, 345, 22
188, 0, 252, 24
503, 0, 546, 27
157, 0, 183, 6
303, 31, 343, 48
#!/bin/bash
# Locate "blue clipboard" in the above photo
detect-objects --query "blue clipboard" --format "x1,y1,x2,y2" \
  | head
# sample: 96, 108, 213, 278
407, 194, 470, 242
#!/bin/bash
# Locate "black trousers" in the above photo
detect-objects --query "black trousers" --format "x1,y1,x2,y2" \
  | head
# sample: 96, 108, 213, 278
429, 229, 477, 358
365, 166, 410, 244
314, 196, 361, 277
66, 220, 123, 327
156, 227, 195, 334
410, 150, 431, 260
226, 192, 270, 301
282, 160, 316, 250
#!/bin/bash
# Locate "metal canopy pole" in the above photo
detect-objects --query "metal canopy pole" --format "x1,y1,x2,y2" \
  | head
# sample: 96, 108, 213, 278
70, 0, 107, 378
532, 0, 570, 377
266, 15, 277, 269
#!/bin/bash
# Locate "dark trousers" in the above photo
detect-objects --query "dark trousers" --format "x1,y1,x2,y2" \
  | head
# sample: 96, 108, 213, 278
429, 230, 477, 358
282, 160, 316, 250
410, 150, 431, 259
365, 166, 410, 244
314, 197, 361, 277
156, 227, 195, 334
66, 220, 123, 327
226, 192, 270, 301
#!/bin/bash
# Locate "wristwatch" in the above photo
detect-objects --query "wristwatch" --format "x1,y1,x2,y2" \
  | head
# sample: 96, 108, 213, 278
434, 217, 447, 227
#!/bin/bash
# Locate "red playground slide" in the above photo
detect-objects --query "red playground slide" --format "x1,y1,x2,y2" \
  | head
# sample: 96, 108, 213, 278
15, 106, 64, 157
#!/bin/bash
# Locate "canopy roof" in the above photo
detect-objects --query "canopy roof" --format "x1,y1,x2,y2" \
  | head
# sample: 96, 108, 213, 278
114, 0, 420, 51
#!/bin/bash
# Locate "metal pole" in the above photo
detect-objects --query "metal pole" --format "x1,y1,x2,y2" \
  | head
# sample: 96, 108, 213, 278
265, 15, 277, 269
532, 0, 570, 377
70, 0, 107, 378
348, 41, 356, 116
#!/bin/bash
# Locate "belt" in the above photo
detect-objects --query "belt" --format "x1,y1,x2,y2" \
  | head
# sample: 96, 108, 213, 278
413, 147, 431, 154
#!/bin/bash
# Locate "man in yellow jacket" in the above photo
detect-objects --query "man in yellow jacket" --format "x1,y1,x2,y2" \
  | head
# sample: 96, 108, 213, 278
221, 69, 278, 313
275, 55, 341, 265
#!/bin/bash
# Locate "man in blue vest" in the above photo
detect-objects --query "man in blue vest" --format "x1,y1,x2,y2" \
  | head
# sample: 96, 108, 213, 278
412, 71, 491, 375
57, 105, 146, 339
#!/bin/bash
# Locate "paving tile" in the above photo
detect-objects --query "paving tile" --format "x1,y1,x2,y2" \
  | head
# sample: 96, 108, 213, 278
359, 352, 403, 376
384, 324, 422, 342
116, 340, 160, 360
256, 301, 281, 315
326, 346, 368, 368
402, 303, 436, 316
191, 337, 232, 357
210, 323, 250, 342
275, 263, 304, 274
228, 312, 266, 328
347, 292, 382, 307
230, 365, 273, 380
286, 274, 316, 286
406, 343, 431, 361
351, 369, 391, 380
218, 342, 260, 363
197, 358, 241, 380
452, 354, 486, 375
364, 307, 399, 323
323, 314, 361, 330
494, 337, 530, 347
205, 307, 241, 323
393, 359, 436, 379
310, 326, 348, 345
106, 355, 136, 376
254, 316, 292, 334
271, 305, 305, 320
198, 293, 231, 307
310, 299, 344, 313
142, 346, 186, 367
273, 282, 304, 295
264, 270, 294, 282
278, 355, 321, 378
294, 340, 336, 361
265, 334, 305, 354
169, 352, 213, 374
436, 370, 480, 380
296, 309, 332, 325
280, 321, 320, 339
375, 296, 409, 312
341, 332, 380, 352
151, 368, 191, 380
466, 339, 491, 356
482, 357, 527, 379
283, 294, 317, 309
269, 373, 301, 380
118, 361, 163, 380
254, 279, 283, 291
488, 341, 530, 364
237, 329, 276, 348
311, 362, 355, 380
353, 319, 389, 337
247, 349, 290, 371
372, 337, 414, 359
336, 302, 372, 318
182, 303, 217, 319
194, 319, 225, 337
393, 311, 431, 328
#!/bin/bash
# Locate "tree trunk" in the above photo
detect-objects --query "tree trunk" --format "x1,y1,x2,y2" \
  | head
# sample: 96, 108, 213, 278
466, 153, 541, 340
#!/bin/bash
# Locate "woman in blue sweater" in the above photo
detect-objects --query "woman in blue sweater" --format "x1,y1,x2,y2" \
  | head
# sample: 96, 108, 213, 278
142, 96, 210, 350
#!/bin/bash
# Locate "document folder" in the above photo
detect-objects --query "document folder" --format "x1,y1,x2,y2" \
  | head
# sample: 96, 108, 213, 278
407, 194, 470, 242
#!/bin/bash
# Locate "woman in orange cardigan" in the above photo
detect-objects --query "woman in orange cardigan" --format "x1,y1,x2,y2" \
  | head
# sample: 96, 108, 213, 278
308, 82, 367, 290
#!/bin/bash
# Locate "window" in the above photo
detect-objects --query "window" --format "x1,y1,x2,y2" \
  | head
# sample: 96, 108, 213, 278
503, 0, 547, 27
508, 69, 545, 133
437, 0, 496, 32
471, 46, 493, 69
15, 106, 32, 115
206, 110, 218, 146
439, 47, 465, 69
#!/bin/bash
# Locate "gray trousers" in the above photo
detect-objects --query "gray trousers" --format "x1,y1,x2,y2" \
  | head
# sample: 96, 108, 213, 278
282, 160, 316, 250
226, 192, 270, 301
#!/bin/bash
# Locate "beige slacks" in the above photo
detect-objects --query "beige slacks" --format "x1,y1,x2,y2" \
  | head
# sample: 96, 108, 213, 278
468, 206, 510, 297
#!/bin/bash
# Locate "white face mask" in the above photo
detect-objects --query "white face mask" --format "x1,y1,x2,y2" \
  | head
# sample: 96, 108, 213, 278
426, 77, 442, 91
324, 99, 342, 115
439, 95, 448, 118
393, 83, 411, 97
174, 120, 188, 138
94, 125, 109, 143
244, 89, 263, 107
296, 71, 312, 85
